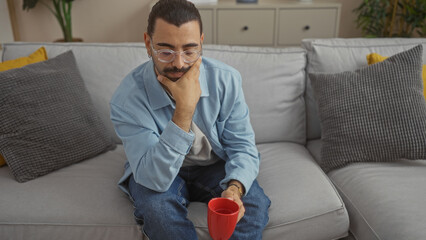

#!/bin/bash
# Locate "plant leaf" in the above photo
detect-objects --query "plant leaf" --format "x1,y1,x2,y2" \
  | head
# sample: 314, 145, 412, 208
23, 0, 40, 10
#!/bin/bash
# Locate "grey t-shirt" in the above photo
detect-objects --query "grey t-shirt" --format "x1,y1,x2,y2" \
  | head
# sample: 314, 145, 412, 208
182, 121, 220, 167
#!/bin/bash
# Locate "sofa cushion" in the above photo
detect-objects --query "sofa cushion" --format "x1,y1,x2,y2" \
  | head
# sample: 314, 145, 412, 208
187, 142, 349, 239
0, 46, 47, 71
2, 42, 151, 144
0, 47, 48, 167
2, 43, 307, 145
0, 145, 142, 240
0, 142, 349, 240
0, 155, 5, 168
302, 38, 426, 140
329, 159, 426, 240
203, 46, 307, 144
309, 45, 426, 173
367, 52, 426, 99
0, 51, 115, 182
306, 139, 322, 165
308, 139, 426, 240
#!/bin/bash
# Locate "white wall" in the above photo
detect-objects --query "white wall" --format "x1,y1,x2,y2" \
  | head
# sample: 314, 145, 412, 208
0, 0, 14, 50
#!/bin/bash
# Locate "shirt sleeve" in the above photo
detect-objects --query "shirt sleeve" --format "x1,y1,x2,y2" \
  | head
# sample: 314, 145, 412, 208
110, 103, 194, 192
218, 72, 260, 196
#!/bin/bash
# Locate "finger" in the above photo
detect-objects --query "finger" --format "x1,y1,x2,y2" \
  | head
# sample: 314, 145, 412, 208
187, 57, 203, 74
158, 75, 172, 86
194, 56, 202, 67
221, 189, 234, 200
237, 206, 245, 222
237, 202, 245, 222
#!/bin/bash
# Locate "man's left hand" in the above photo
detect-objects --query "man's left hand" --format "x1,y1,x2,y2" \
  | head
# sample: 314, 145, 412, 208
222, 185, 245, 222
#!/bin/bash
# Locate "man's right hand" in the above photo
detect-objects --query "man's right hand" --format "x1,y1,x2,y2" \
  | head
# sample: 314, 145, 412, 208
157, 57, 202, 132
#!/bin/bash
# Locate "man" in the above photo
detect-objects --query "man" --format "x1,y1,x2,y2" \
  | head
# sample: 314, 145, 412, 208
110, 0, 270, 239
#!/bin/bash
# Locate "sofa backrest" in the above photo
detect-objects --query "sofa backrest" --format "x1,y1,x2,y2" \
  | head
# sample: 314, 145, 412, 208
302, 38, 426, 140
203, 45, 307, 144
2, 42, 149, 144
2, 43, 307, 145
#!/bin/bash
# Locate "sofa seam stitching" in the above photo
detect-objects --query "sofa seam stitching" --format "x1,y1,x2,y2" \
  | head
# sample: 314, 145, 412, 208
189, 205, 348, 229
330, 179, 382, 240
309, 42, 426, 48
2, 42, 307, 55
0, 223, 139, 228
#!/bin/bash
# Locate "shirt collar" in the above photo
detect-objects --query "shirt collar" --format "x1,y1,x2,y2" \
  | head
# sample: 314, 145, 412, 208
144, 60, 209, 110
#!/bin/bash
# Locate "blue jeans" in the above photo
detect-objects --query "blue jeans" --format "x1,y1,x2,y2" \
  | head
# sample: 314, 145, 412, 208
128, 160, 271, 240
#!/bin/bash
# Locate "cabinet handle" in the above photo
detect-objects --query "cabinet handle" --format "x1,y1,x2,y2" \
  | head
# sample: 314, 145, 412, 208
242, 26, 249, 31
303, 25, 310, 31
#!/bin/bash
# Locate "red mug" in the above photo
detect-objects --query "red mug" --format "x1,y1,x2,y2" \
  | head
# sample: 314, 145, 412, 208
207, 198, 239, 240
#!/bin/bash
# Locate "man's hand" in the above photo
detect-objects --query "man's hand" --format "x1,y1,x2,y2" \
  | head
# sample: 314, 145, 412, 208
222, 182, 245, 223
158, 57, 202, 132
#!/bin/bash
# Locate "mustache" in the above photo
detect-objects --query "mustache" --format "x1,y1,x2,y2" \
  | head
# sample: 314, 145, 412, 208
163, 66, 190, 74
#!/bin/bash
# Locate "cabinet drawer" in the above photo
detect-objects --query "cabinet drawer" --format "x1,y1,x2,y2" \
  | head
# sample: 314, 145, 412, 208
217, 9, 275, 46
199, 9, 213, 44
278, 8, 338, 46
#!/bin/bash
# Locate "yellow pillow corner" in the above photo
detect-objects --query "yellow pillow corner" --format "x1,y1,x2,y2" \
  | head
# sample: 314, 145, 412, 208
0, 155, 6, 167
366, 52, 388, 65
0, 47, 48, 72
367, 52, 426, 98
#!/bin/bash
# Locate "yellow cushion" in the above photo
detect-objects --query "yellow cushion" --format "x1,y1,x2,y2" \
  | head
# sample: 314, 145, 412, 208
367, 52, 426, 99
0, 47, 48, 167
0, 155, 5, 167
0, 47, 48, 71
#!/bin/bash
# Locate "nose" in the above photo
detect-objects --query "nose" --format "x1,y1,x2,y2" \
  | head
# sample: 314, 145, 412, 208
172, 52, 185, 69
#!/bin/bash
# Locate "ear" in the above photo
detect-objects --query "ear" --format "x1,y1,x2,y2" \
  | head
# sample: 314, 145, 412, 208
144, 32, 152, 57
200, 33, 204, 45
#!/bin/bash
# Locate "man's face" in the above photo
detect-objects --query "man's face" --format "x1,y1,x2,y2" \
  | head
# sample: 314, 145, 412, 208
144, 18, 204, 82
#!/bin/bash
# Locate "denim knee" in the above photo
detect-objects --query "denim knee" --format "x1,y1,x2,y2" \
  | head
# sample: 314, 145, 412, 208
130, 179, 188, 220
231, 181, 270, 240
128, 176, 197, 239
247, 183, 270, 218
246, 180, 271, 206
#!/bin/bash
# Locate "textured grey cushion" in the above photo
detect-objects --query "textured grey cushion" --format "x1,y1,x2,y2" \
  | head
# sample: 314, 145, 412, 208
0, 51, 115, 182
2, 43, 151, 145
309, 45, 426, 173
302, 38, 426, 140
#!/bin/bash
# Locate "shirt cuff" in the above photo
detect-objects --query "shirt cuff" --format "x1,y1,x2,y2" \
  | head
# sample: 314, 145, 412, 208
159, 121, 195, 155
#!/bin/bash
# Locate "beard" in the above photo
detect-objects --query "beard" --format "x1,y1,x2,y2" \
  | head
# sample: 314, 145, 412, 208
154, 63, 191, 82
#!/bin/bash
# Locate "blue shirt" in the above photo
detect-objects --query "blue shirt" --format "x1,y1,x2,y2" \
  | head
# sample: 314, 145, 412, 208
110, 57, 259, 196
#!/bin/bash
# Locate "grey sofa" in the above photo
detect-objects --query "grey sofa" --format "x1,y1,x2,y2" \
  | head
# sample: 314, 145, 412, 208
0, 38, 425, 240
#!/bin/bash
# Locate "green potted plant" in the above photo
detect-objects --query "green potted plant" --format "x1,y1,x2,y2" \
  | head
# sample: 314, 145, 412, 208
23, 0, 77, 42
354, 0, 426, 37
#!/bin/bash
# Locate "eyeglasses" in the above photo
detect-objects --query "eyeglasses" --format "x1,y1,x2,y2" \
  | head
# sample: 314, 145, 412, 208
150, 44, 202, 64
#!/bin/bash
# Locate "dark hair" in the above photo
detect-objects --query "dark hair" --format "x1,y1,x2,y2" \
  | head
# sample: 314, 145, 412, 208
147, 0, 203, 37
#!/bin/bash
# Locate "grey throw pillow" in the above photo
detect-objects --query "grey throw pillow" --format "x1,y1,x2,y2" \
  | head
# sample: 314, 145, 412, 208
0, 50, 115, 182
309, 45, 426, 173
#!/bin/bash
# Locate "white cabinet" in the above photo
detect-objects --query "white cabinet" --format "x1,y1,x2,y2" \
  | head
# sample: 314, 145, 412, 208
217, 9, 275, 45
278, 8, 339, 46
196, 1, 341, 47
